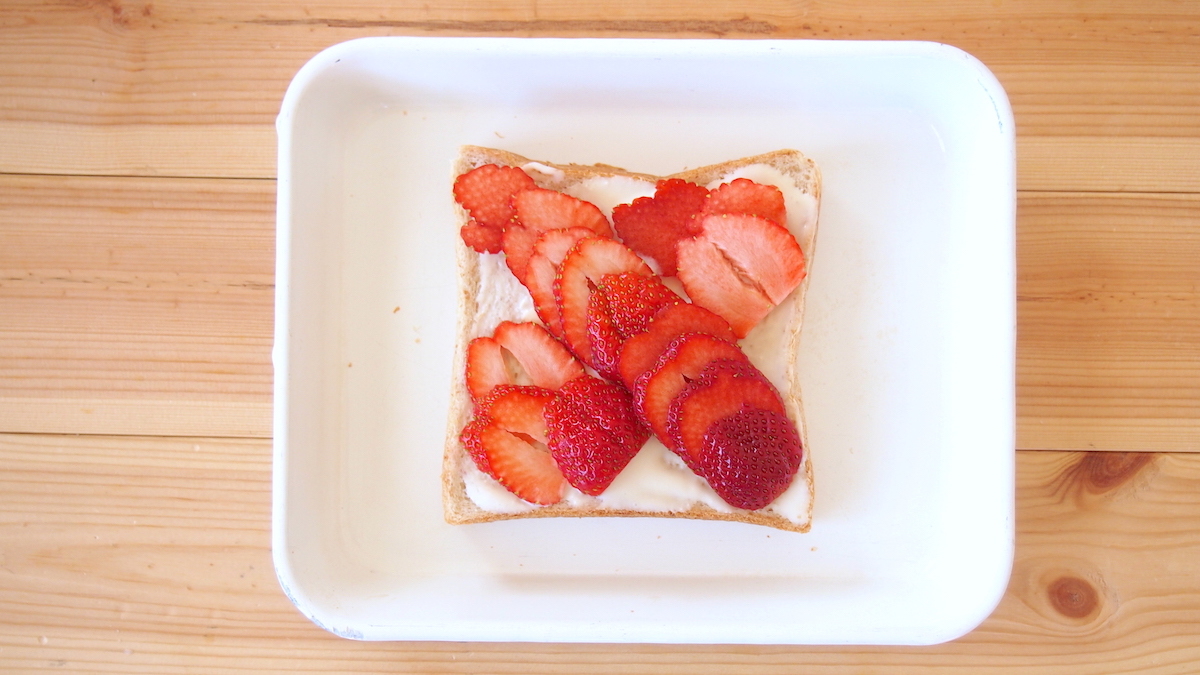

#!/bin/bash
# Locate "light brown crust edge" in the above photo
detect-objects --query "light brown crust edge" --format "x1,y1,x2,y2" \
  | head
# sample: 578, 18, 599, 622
442, 146, 820, 533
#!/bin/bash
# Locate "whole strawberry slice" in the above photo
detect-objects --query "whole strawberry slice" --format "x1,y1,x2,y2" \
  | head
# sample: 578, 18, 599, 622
523, 227, 598, 338
675, 234, 774, 338
611, 178, 708, 276
697, 406, 802, 510
694, 213, 806, 305
632, 333, 748, 453
461, 385, 567, 505
702, 178, 787, 228
555, 238, 654, 367
504, 188, 612, 281
453, 164, 537, 253
617, 302, 736, 390
543, 376, 650, 496
465, 321, 585, 402
666, 358, 787, 469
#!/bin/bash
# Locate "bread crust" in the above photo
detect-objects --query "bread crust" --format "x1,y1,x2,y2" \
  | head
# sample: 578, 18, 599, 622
443, 146, 820, 533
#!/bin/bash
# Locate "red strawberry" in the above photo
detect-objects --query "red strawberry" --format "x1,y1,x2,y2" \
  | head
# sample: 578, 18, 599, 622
459, 221, 505, 254
585, 290, 624, 382
616, 302, 736, 390
523, 227, 598, 338
694, 213, 805, 304
554, 238, 654, 366
465, 321, 585, 401
675, 234, 774, 338
594, 272, 682, 339
584, 272, 682, 382
632, 333, 748, 453
611, 178, 708, 276
504, 188, 612, 280
462, 419, 566, 505
702, 178, 787, 227
697, 406, 802, 510
453, 164, 537, 253
543, 376, 649, 496
476, 385, 555, 445
666, 359, 786, 467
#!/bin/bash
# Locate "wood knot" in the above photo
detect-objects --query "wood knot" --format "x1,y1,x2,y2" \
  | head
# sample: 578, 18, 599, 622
1047, 575, 1098, 619
1078, 451, 1153, 494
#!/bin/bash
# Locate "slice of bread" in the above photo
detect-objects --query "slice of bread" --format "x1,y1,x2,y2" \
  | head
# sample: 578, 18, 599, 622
443, 146, 821, 533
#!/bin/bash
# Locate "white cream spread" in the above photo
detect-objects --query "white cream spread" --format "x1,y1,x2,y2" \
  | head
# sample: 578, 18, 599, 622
462, 164, 815, 525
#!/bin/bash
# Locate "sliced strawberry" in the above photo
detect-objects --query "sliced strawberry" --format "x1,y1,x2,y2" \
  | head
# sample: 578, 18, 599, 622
698, 406, 802, 510
675, 234, 774, 338
459, 221, 505, 254
554, 238, 654, 366
694, 213, 806, 304
476, 384, 556, 445
666, 359, 787, 467
616, 302, 736, 390
594, 272, 682, 339
523, 227, 598, 338
632, 333, 748, 454
543, 376, 649, 496
611, 178, 708, 276
702, 178, 787, 227
504, 188, 612, 281
461, 411, 567, 506
453, 164, 537, 253
585, 290, 624, 382
465, 321, 585, 402
492, 321, 586, 390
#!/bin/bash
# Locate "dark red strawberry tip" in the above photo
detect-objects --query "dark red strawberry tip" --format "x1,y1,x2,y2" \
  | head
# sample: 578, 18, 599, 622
544, 376, 650, 496
611, 178, 708, 276
698, 406, 802, 510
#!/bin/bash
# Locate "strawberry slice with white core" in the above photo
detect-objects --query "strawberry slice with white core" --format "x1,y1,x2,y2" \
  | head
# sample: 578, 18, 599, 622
453, 164, 537, 253
476, 384, 554, 445
554, 238, 654, 366
617, 302, 736, 390
666, 359, 787, 468
702, 178, 787, 228
632, 333, 749, 452
676, 235, 774, 338
465, 321, 585, 401
693, 213, 806, 305
504, 188, 612, 281
544, 376, 650, 496
523, 227, 598, 338
698, 406, 802, 510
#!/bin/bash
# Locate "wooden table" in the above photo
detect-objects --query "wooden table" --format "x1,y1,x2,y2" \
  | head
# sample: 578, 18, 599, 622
2, 1, 1198, 672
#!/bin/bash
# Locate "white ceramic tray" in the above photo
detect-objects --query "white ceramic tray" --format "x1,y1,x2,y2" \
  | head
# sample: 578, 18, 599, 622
273, 37, 1015, 645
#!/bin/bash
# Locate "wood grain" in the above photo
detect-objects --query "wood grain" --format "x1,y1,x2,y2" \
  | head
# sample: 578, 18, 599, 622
0, 174, 274, 437
1, 434, 1197, 672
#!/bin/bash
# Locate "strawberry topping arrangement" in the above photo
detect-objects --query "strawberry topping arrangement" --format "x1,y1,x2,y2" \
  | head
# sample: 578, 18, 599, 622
453, 161, 810, 515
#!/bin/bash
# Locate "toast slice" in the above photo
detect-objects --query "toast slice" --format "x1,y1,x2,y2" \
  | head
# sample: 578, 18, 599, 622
443, 146, 821, 533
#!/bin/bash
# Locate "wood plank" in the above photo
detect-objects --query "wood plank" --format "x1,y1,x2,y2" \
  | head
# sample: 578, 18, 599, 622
0, 4, 1199, 184
1, 434, 1198, 671
0, 174, 274, 437
1017, 192, 1200, 451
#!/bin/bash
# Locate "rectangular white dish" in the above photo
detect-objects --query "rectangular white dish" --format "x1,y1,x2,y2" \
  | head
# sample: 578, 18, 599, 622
272, 37, 1015, 645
